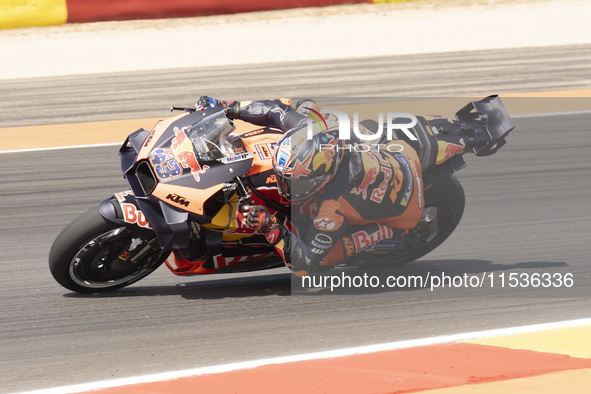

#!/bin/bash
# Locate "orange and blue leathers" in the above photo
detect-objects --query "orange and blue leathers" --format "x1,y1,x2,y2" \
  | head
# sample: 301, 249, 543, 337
235, 99, 426, 274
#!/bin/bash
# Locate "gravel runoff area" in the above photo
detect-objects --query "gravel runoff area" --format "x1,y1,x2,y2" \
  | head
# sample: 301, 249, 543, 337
0, 0, 590, 79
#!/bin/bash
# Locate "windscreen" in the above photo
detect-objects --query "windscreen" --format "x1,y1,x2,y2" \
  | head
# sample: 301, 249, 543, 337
187, 110, 236, 161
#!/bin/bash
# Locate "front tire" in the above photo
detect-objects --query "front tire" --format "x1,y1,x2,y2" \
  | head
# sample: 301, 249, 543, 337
49, 207, 167, 293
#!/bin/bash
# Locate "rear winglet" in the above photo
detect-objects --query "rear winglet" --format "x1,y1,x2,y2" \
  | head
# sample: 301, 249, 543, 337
456, 95, 515, 156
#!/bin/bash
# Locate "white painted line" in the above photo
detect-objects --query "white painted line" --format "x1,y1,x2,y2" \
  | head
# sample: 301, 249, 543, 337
512, 110, 591, 118
13, 317, 591, 394
0, 143, 120, 155
2, 110, 590, 155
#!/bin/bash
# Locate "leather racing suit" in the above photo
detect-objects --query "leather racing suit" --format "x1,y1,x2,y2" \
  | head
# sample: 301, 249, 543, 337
203, 97, 467, 276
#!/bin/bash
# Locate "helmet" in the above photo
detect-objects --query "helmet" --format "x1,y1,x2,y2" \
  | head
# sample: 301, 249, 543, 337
294, 99, 321, 117
272, 122, 344, 203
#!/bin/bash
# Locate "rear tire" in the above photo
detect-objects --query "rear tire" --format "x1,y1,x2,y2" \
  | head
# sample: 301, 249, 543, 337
366, 175, 465, 266
49, 207, 167, 293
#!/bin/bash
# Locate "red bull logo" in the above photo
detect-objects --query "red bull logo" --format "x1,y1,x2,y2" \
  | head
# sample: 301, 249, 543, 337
351, 166, 378, 200
176, 150, 209, 182
351, 224, 394, 252
171, 126, 188, 150
436, 138, 465, 165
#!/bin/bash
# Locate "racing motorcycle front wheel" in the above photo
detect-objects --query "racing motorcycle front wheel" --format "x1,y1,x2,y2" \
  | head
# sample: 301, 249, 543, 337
49, 207, 167, 293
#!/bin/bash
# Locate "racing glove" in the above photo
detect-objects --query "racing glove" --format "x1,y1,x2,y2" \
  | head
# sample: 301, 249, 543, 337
287, 237, 315, 276
195, 95, 239, 119
238, 204, 285, 245
239, 204, 333, 276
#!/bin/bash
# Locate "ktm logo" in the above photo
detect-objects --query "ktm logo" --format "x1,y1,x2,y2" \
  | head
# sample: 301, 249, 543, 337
143, 129, 156, 147
166, 193, 190, 207
266, 175, 277, 184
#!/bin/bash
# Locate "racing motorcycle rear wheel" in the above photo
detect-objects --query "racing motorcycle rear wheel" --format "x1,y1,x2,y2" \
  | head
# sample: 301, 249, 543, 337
365, 175, 465, 267
49, 207, 167, 293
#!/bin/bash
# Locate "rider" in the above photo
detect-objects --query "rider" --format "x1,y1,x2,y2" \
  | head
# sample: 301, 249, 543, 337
195, 96, 466, 276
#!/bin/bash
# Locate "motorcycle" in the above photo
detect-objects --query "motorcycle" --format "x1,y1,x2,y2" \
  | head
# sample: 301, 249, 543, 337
49, 96, 514, 293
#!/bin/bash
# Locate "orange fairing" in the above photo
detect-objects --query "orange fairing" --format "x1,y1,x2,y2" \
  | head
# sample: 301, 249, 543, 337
164, 254, 217, 275
239, 131, 281, 176
151, 183, 223, 215
166, 259, 214, 275
137, 112, 190, 161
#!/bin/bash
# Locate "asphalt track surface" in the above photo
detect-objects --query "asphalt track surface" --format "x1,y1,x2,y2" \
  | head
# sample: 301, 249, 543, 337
2, 43, 591, 128
1, 44, 590, 393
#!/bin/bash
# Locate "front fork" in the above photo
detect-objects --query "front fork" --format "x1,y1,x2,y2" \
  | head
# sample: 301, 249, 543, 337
101, 177, 256, 273
109, 237, 160, 272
